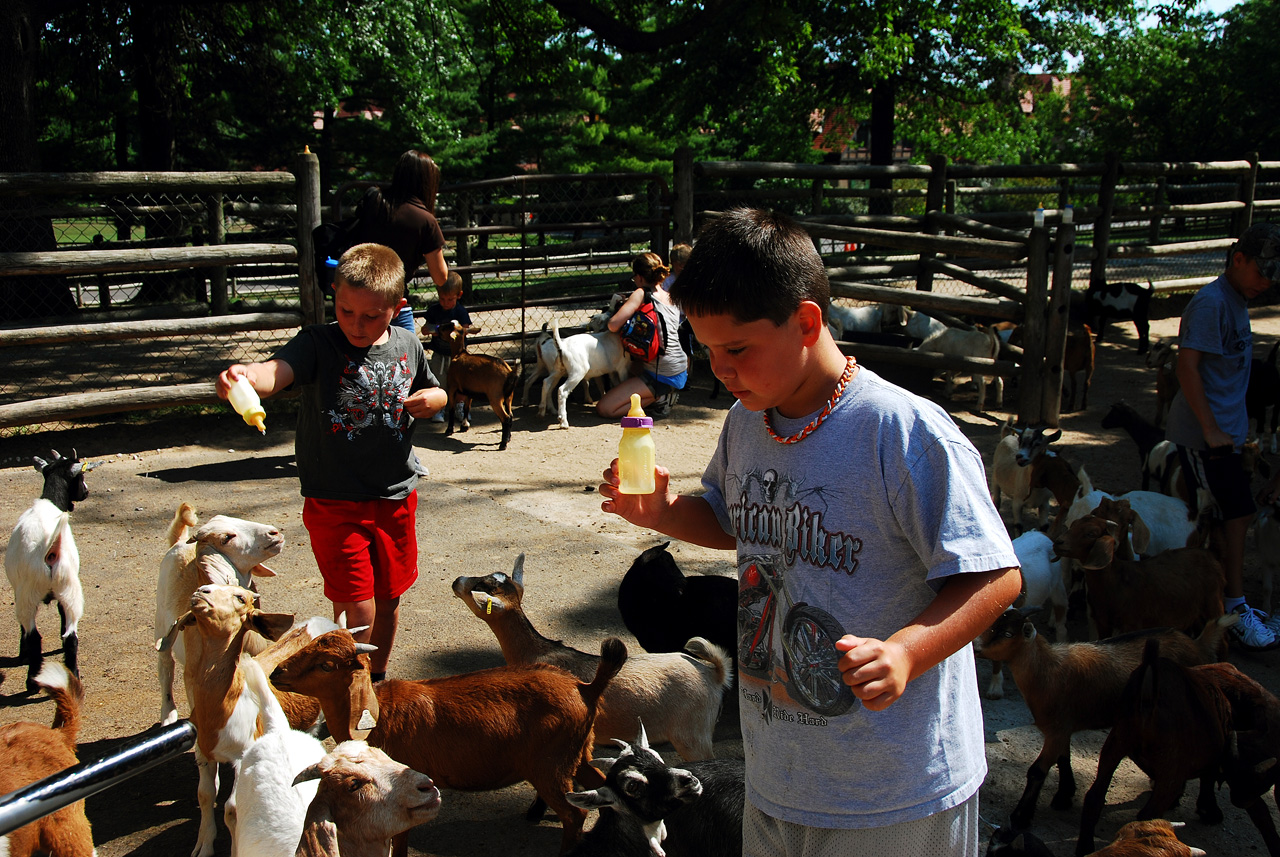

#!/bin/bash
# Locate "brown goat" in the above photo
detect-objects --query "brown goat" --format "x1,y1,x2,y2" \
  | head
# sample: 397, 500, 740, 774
1054, 498, 1224, 640
1147, 337, 1180, 429
1063, 324, 1095, 413
270, 629, 626, 855
975, 606, 1233, 830
1084, 820, 1206, 857
0, 663, 94, 857
1076, 641, 1233, 856
1029, 453, 1083, 537
433, 322, 517, 450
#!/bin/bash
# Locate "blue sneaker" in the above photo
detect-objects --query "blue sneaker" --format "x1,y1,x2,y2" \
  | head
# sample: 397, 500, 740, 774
1231, 603, 1280, 652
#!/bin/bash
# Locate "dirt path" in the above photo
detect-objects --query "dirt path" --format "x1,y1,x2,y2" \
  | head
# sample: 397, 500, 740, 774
3, 302, 1280, 856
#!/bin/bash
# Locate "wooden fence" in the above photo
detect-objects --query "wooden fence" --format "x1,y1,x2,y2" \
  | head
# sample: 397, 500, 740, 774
2, 152, 1277, 432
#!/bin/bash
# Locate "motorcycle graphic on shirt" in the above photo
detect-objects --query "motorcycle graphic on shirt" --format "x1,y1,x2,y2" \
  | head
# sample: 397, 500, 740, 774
738, 553, 855, 717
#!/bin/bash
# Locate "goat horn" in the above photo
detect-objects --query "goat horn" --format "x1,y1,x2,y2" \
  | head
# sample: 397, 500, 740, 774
353, 643, 378, 654
347, 625, 370, 636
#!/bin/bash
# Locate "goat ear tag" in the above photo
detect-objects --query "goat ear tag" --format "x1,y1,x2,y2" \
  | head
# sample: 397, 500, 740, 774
357, 708, 376, 731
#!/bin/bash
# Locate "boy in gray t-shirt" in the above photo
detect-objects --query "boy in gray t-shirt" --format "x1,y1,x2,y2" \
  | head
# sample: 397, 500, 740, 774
599, 208, 1020, 856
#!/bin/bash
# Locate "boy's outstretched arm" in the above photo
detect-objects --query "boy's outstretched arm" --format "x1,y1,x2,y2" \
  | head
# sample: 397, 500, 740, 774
217, 360, 294, 400
836, 565, 1021, 712
600, 460, 737, 550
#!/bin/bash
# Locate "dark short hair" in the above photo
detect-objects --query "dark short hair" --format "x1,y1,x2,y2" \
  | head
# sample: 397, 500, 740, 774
390, 150, 441, 212
1229, 222, 1280, 285
669, 208, 828, 326
439, 271, 463, 296
336, 243, 405, 306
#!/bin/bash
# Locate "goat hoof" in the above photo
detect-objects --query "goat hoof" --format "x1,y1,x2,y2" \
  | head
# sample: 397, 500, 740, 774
525, 796, 549, 821
1049, 794, 1074, 811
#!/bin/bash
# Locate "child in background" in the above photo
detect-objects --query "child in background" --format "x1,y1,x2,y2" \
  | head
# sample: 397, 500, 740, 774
423, 272, 480, 422
217, 242, 446, 681
660, 242, 692, 292
599, 208, 1020, 857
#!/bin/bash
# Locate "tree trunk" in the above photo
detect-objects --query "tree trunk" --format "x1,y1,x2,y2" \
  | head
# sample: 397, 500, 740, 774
869, 78, 897, 216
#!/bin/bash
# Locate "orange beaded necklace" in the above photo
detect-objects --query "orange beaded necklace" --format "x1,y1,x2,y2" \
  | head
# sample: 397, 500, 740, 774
762, 357, 857, 444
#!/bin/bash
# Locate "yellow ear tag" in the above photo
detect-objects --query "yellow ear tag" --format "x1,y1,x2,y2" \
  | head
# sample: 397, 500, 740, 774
486, 598, 493, 615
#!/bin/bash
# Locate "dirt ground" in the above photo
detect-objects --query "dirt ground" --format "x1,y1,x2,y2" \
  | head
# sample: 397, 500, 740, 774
4, 303, 1280, 857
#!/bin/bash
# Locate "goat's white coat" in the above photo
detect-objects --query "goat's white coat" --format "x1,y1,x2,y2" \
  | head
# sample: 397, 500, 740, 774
6, 500, 82, 641
827, 304, 882, 339
918, 326, 1003, 411
531, 315, 630, 428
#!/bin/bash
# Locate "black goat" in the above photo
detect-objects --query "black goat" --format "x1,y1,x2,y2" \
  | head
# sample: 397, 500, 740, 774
1085, 279, 1154, 354
1100, 401, 1165, 488
1248, 341, 1280, 454
617, 542, 737, 658
567, 726, 744, 857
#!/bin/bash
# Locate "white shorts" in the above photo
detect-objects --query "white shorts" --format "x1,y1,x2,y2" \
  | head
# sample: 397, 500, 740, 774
743, 793, 980, 857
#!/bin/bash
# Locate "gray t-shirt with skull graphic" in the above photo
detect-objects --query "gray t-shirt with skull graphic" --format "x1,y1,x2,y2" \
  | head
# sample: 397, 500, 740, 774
701, 366, 1016, 828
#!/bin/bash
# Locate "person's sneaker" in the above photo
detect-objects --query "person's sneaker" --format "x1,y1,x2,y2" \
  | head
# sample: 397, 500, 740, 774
1231, 603, 1280, 652
1264, 609, 1280, 636
653, 391, 679, 417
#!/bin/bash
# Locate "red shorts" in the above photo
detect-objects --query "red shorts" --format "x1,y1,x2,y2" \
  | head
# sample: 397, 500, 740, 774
303, 492, 419, 602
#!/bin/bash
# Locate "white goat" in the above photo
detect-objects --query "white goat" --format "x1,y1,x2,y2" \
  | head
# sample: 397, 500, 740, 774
827, 303, 882, 340
232, 647, 326, 857
4, 449, 97, 693
533, 314, 631, 429
880, 304, 948, 342
156, 503, 284, 726
918, 326, 1003, 411
293, 741, 442, 857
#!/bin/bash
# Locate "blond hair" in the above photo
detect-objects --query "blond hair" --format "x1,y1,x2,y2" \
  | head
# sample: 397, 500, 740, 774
335, 243, 405, 306
670, 243, 692, 267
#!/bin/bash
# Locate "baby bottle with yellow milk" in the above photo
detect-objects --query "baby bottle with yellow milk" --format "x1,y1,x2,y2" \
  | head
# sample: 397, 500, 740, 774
618, 394, 656, 494
227, 376, 267, 434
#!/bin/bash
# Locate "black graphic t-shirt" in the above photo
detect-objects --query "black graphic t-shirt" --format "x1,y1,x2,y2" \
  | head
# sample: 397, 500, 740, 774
274, 324, 437, 501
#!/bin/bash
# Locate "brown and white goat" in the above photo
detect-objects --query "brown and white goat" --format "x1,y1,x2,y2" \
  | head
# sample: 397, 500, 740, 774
434, 321, 517, 450
1147, 337, 1180, 429
1054, 498, 1224, 640
155, 502, 284, 725
270, 629, 626, 855
974, 605, 1233, 830
0, 663, 94, 857
452, 553, 733, 760
293, 740, 442, 857
156, 584, 297, 857
990, 422, 1060, 531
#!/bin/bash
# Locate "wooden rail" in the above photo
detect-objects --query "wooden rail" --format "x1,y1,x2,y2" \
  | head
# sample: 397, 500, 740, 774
0, 244, 298, 277
0, 312, 302, 348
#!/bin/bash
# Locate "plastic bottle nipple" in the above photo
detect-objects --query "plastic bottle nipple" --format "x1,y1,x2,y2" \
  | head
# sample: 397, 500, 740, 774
228, 376, 267, 434
627, 394, 647, 420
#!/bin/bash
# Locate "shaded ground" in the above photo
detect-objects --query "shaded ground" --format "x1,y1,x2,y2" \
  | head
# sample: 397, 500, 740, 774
2, 300, 1280, 856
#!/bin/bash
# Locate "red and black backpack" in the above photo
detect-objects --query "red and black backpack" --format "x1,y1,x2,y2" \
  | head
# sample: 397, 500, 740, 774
620, 294, 665, 363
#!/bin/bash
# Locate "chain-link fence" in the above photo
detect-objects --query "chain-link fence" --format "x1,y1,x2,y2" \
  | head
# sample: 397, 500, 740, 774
0, 172, 303, 435
333, 172, 670, 367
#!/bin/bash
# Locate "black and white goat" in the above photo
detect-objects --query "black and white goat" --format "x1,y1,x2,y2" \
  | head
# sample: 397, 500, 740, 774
617, 542, 737, 658
4, 450, 97, 692
1084, 278, 1154, 354
566, 724, 744, 857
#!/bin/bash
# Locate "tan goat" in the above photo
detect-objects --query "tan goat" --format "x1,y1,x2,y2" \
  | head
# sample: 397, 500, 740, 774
270, 629, 626, 855
432, 321, 517, 450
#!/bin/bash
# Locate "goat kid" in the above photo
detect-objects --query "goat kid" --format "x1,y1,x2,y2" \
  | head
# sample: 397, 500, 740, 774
566, 724, 745, 857
293, 741, 441, 857
156, 584, 296, 857
617, 542, 737, 658
989, 421, 1060, 532
537, 314, 631, 429
1063, 325, 1096, 413
974, 605, 1232, 829
5, 449, 97, 692
435, 321, 518, 450
0, 663, 94, 857
453, 553, 733, 761
270, 629, 626, 855
983, 530, 1069, 700
1084, 279, 1153, 354
918, 325, 1003, 411
1147, 337, 1180, 429
1100, 401, 1166, 488
155, 503, 284, 726
1083, 820, 1206, 857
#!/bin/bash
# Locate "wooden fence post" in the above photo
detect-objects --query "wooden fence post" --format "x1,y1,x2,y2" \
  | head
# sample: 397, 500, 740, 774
1040, 217, 1076, 426
1019, 225, 1051, 426
1089, 152, 1120, 289
915, 155, 948, 293
1238, 152, 1259, 234
456, 192, 473, 296
1148, 177, 1166, 244
295, 148, 323, 326
207, 194, 227, 315
673, 147, 694, 245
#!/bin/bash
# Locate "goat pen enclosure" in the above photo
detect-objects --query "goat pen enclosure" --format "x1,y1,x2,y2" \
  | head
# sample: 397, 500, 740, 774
2, 152, 1278, 435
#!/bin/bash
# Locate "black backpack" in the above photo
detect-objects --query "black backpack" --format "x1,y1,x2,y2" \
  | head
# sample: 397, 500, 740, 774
311, 215, 362, 297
